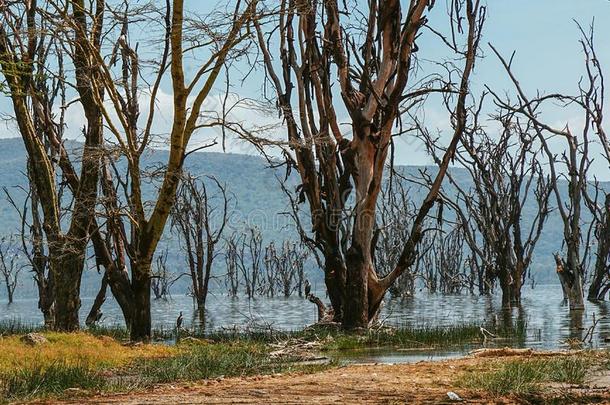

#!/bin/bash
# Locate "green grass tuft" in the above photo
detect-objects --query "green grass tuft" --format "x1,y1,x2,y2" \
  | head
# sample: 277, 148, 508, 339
318, 324, 485, 351
545, 357, 588, 384
1, 362, 104, 401
0, 319, 43, 336
134, 341, 273, 383
460, 357, 589, 397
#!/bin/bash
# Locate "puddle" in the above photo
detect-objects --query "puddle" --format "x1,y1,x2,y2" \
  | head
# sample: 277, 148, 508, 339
329, 346, 474, 364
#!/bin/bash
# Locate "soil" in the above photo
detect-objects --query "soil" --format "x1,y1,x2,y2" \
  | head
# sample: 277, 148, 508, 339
33, 352, 610, 405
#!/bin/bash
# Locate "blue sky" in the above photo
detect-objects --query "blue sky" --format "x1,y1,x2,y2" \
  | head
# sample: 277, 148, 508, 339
463, 0, 610, 95
1, 0, 609, 176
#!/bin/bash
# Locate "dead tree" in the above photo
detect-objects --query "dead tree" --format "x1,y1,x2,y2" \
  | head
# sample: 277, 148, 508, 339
171, 175, 230, 321
587, 190, 610, 300
0, 236, 22, 304
151, 249, 172, 300
293, 244, 307, 297
0, 0, 105, 331
419, 232, 439, 293
490, 44, 592, 310
423, 103, 552, 307
264, 240, 308, 298
51, 0, 254, 341
246, 0, 485, 328
224, 234, 241, 297
375, 174, 417, 298
233, 227, 264, 299
426, 225, 470, 294
263, 242, 278, 297
570, 25, 610, 302
4, 182, 54, 325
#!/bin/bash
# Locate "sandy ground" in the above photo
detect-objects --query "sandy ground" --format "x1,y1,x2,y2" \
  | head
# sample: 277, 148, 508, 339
34, 354, 610, 405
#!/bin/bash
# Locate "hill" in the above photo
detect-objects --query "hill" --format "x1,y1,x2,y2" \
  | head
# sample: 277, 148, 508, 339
0, 137, 603, 299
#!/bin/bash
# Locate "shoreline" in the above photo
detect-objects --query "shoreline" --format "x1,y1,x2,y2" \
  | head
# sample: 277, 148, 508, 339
39, 350, 610, 404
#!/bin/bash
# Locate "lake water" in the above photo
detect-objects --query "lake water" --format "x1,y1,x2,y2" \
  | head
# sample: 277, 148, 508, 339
1, 283, 609, 350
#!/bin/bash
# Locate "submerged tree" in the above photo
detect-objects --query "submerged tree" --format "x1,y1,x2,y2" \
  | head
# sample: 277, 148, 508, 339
490, 41, 593, 310
237, 227, 264, 299
4, 183, 54, 325
375, 173, 417, 298
224, 233, 241, 297
421, 225, 471, 295
573, 26, 610, 302
151, 249, 173, 300
588, 190, 610, 301
246, 0, 485, 327
263, 240, 308, 298
0, 235, 22, 304
171, 175, 231, 321
480, 21, 610, 308
423, 107, 552, 307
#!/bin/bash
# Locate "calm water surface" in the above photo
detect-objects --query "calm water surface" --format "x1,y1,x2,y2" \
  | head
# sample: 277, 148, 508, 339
2, 284, 609, 352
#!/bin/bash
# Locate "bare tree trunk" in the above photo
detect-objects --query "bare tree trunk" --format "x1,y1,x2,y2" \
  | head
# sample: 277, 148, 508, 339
201, 244, 213, 311
323, 255, 346, 322
556, 254, 570, 303
499, 274, 512, 309
130, 260, 152, 341
51, 248, 84, 331
566, 231, 585, 310
555, 253, 585, 310
510, 270, 523, 307
25, 179, 56, 327
588, 194, 610, 301
568, 272, 585, 310
195, 243, 214, 325
105, 271, 134, 324
4, 276, 13, 304
344, 244, 371, 329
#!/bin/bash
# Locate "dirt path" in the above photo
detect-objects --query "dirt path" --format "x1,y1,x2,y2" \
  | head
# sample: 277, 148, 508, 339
39, 355, 610, 404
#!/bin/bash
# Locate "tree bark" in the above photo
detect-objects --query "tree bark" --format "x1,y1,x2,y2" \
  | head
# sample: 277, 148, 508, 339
499, 274, 511, 309
588, 194, 610, 301
343, 247, 369, 329
5, 280, 13, 305
51, 246, 84, 331
555, 253, 585, 310
323, 255, 346, 322
130, 260, 152, 341
567, 269, 585, 310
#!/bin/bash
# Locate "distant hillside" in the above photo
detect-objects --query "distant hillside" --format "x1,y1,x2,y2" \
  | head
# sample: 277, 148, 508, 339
0, 138, 301, 296
0, 137, 604, 299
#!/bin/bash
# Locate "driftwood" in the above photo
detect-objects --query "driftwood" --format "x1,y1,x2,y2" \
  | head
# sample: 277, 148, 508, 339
268, 338, 328, 362
582, 313, 606, 344
479, 326, 497, 344
304, 279, 335, 323
470, 347, 580, 358
306, 291, 329, 322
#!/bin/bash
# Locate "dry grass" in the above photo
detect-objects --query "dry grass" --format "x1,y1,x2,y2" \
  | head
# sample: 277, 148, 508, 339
0, 332, 329, 402
0, 332, 175, 374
